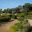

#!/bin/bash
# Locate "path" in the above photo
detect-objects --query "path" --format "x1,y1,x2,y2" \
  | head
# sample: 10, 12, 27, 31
27, 19, 32, 26
0, 19, 19, 32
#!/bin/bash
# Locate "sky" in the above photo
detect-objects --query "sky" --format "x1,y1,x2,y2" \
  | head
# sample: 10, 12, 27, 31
0, 0, 32, 9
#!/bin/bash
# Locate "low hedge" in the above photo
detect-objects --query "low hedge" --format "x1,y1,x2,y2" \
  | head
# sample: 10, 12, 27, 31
0, 15, 12, 23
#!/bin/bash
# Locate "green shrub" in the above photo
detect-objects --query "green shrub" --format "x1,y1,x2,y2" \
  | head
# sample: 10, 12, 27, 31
0, 15, 12, 23
12, 15, 15, 19
10, 25, 16, 32
16, 13, 26, 17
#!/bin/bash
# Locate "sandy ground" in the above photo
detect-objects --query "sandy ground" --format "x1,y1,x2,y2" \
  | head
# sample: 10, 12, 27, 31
0, 19, 19, 32
27, 19, 32, 26
0, 19, 32, 32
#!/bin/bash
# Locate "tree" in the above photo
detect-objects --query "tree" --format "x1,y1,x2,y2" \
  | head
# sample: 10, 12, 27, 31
23, 3, 32, 12
15, 5, 22, 13
3, 8, 12, 13
3, 8, 7, 13
0, 9, 2, 13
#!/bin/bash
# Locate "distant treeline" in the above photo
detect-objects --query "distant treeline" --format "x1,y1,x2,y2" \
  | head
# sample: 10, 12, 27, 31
0, 3, 32, 14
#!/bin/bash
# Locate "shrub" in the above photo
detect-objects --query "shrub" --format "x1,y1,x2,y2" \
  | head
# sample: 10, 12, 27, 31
0, 15, 12, 23
10, 25, 16, 32
16, 13, 26, 17
15, 20, 28, 32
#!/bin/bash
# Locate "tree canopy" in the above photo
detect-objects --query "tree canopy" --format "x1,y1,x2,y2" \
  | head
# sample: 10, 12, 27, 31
0, 3, 32, 13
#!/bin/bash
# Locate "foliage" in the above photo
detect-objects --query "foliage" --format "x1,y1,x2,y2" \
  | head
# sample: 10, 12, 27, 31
10, 25, 16, 32
16, 13, 26, 17
0, 14, 12, 23
0, 3, 32, 32
23, 3, 32, 12
15, 17, 27, 32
